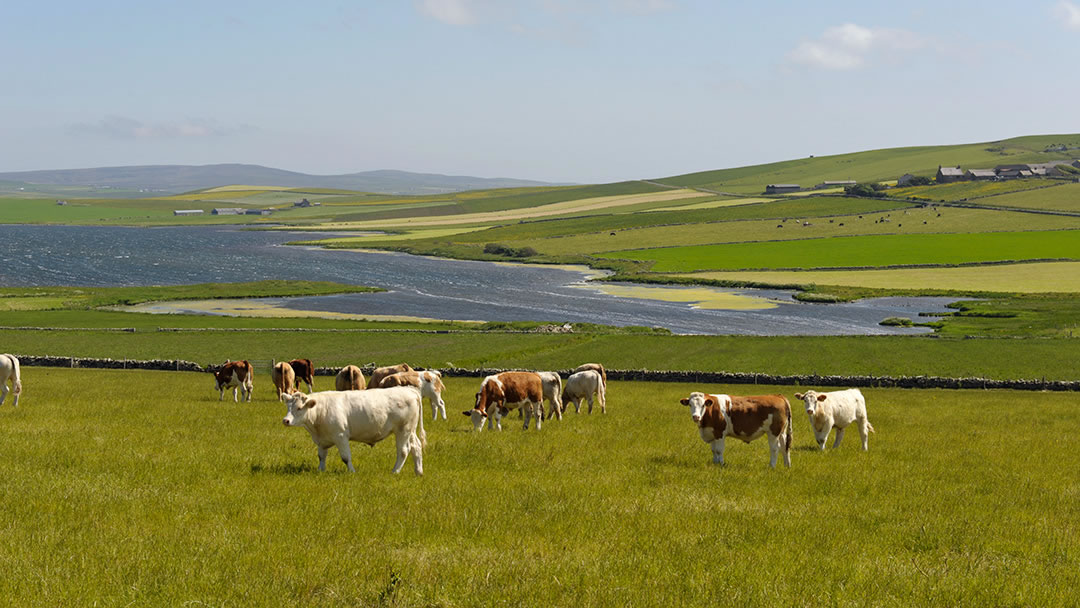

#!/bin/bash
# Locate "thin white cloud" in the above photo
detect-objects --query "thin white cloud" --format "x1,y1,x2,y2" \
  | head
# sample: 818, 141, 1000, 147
68, 116, 251, 139
786, 23, 924, 70
1054, 0, 1080, 30
417, 0, 477, 26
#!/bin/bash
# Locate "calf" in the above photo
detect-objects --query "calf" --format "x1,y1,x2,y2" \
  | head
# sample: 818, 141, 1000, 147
379, 370, 447, 421
0, 353, 22, 407
282, 386, 425, 475
680, 392, 792, 468
335, 365, 365, 391
213, 360, 253, 402
288, 358, 315, 393
272, 361, 296, 402
538, 371, 563, 420
463, 371, 544, 431
367, 363, 414, 389
794, 389, 874, 451
562, 370, 605, 414
573, 362, 606, 391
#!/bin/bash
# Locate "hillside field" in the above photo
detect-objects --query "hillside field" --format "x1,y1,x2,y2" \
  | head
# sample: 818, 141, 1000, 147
0, 368, 1076, 606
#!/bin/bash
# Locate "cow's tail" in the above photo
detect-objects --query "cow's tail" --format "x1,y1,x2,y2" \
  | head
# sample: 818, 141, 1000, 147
10, 355, 21, 396
415, 389, 427, 449
784, 397, 792, 452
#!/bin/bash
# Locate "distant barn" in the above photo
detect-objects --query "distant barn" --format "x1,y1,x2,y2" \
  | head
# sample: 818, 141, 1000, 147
765, 184, 801, 194
174, 209, 204, 216
211, 208, 244, 215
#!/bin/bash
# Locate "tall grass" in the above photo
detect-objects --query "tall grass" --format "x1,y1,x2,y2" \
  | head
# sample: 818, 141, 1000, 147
0, 369, 1076, 606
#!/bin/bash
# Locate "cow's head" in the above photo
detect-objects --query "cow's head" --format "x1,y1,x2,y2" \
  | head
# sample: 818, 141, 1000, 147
282, 392, 316, 427
794, 391, 827, 415
462, 377, 502, 431
680, 392, 725, 424
212, 363, 231, 389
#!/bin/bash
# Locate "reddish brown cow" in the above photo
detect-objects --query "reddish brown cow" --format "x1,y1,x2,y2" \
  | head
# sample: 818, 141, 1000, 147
288, 359, 315, 392
463, 371, 544, 431
367, 363, 414, 389
335, 365, 365, 391
272, 361, 296, 401
679, 392, 792, 468
213, 360, 253, 402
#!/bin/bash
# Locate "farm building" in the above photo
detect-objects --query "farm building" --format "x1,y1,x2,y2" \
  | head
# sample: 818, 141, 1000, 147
936, 166, 965, 183
815, 180, 856, 189
245, 209, 273, 216
966, 169, 997, 180
896, 173, 916, 186
293, 198, 320, 207
173, 209, 204, 216
765, 184, 801, 194
211, 208, 244, 215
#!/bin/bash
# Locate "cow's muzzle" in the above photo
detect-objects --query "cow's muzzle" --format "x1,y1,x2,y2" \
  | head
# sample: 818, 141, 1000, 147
692, 415, 702, 423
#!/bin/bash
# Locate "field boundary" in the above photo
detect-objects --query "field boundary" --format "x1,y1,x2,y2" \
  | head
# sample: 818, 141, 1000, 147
14, 355, 1080, 391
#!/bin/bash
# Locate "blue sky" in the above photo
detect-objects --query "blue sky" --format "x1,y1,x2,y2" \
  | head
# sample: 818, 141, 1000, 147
2, 1, 1078, 183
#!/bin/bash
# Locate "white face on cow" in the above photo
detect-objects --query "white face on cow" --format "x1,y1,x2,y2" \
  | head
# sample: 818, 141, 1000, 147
794, 391, 826, 415
282, 392, 313, 427
680, 392, 710, 423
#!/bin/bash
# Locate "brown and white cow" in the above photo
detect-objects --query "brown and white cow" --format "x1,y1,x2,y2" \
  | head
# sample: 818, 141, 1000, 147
366, 363, 414, 389
679, 392, 792, 468
463, 371, 544, 431
562, 370, 605, 414
288, 358, 315, 393
272, 361, 296, 402
335, 365, 365, 391
213, 360, 253, 402
573, 363, 606, 391
379, 370, 447, 420
794, 389, 874, 451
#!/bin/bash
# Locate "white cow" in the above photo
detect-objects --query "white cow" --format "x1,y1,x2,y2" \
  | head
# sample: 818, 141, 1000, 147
378, 370, 447, 421
282, 386, 425, 475
538, 371, 563, 420
0, 354, 22, 407
561, 369, 605, 414
794, 389, 874, 451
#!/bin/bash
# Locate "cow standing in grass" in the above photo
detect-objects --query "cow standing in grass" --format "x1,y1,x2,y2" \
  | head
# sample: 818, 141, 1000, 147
0, 354, 22, 407
794, 389, 874, 451
272, 361, 296, 402
288, 358, 315, 393
367, 363, 413, 389
680, 392, 792, 468
464, 372, 544, 431
562, 370, 605, 414
538, 371, 563, 420
214, 360, 253, 402
335, 365, 365, 391
379, 370, 447, 421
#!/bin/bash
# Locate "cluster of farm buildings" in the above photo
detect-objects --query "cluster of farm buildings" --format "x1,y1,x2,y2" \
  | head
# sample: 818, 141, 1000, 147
173, 198, 320, 217
765, 159, 1080, 194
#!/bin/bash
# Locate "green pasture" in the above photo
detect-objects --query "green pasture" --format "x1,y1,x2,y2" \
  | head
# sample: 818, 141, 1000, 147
977, 182, 1080, 212
604, 230, 1080, 272
888, 179, 1059, 202
0, 368, 1076, 606
655, 134, 1080, 194
0, 197, 174, 223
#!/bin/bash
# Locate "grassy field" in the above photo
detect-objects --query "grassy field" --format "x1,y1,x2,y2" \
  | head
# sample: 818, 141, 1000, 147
603, 230, 1080, 272
887, 179, 1058, 201
975, 182, 1080, 212
0, 368, 1076, 606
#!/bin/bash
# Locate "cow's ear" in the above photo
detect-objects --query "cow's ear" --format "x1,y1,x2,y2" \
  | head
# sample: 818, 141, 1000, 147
794, 393, 804, 400
462, 410, 473, 417
817, 394, 827, 401
704, 398, 714, 407
679, 398, 689, 405
302, 398, 317, 409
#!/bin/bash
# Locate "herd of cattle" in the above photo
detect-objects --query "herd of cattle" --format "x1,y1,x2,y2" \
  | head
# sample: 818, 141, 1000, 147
210, 357, 874, 476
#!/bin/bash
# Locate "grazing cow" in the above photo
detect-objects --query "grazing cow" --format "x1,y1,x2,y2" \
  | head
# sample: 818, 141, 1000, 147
335, 365, 365, 391
679, 392, 792, 468
573, 363, 607, 391
272, 361, 296, 402
464, 371, 544, 431
282, 386, 425, 475
0, 353, 22, 407
367, 363, 414, 389
794, 389, 874, 451
213, 360, 253, 402
562, 370, 605, 414
379, 370, 447, 421
538, 371, 563, 420
288, 358, 315, 393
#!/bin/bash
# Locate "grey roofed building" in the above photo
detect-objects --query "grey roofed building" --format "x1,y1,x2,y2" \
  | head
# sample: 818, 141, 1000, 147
764, 184, 801, 194
173, 209, 204, 216
966, 169, 997, 180
936, 166, 965, 182
211, 208, 245, 215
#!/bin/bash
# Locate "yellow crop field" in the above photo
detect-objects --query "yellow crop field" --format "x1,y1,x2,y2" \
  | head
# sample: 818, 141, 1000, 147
677, 261, 1080, 293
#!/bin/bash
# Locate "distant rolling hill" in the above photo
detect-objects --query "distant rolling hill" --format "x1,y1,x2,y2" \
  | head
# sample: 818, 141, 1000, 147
0, 164, 570, 196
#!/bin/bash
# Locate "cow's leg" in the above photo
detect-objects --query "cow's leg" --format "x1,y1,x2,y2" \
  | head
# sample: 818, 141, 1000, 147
767, 434, 779, 469
232, 387, 239, 403
711, 439, 725, 465
522, 405, 531, 430
586, 395, 594, 414
857, 417, 871, 450
553, 395, 563, 420
833, 427, 846, 449
391, 431, 410, 474
438, 397, 447, 420
410, 433, 424, 476
218, 388, 225, 401
598, 389, 606, 414
534, 402, 542, 431
493, 409, 503, 431
0, 383, 8, 405
782, 425, 792, 468
317, 446, 328, 472
335, 436, 355, 472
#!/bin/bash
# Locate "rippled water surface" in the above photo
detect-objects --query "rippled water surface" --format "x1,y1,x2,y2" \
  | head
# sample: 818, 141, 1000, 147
0, 225, 960, 335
